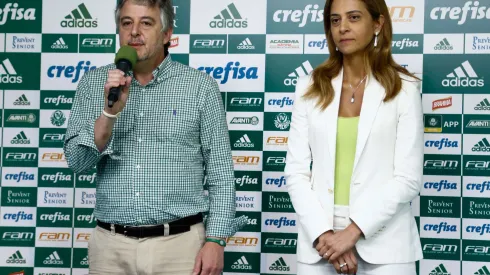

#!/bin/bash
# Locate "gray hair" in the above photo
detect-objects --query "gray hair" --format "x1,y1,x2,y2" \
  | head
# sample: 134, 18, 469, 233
114, 0, 174, 32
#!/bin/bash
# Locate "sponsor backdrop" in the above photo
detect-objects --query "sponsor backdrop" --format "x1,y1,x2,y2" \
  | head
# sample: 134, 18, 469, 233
0, 0, 489, 274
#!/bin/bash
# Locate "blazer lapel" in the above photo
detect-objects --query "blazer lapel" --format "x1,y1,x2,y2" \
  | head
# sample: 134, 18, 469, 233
324, 69, 343, 174
353, 74, 385, 172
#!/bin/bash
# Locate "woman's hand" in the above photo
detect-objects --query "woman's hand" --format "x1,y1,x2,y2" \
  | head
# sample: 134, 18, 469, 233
320, 223, 363, 262
331, 249, 358, 274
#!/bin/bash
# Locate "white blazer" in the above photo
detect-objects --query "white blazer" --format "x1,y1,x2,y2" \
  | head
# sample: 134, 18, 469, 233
284, 68, 424, 265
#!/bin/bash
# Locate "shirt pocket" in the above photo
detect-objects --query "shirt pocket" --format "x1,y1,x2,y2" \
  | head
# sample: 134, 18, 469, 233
150, 107, 200, 143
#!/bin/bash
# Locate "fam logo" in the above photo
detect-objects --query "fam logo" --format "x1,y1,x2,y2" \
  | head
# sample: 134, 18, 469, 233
197, 61, 258, 84
389, 6, 415, 22
60, 3, 98, 28
210, 3, 248, 29
47, 61, 97, 83
0, 3, 36, 25
0, 58, 23, 84
272, 4, 323, 27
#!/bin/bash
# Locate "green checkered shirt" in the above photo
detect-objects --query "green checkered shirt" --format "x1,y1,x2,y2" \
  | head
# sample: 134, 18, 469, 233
64, 54, 246, 238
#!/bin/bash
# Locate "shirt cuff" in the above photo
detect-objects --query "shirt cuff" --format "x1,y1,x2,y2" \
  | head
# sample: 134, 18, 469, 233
205, 215, 249, 238
77, 117, 116, 159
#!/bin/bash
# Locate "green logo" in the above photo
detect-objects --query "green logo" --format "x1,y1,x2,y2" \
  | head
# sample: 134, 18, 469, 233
463, 155, 490, 176
227, 92, 264, 112
0, 227, 35, 247
41, 91, 74, 109
474, 265, 490, 275
423, 154, 461, 176
38, 168, 74, 188
269, 256, 290, 272
4, 109, 39, 128
61, 3, 98, 28
50, 110, 66, 127
35, 248, 71, 268
463, 240, 490, 262
228, 35, 266, 54
72, 248, 89, 268
262, 192, 295, 212
2, 148, 38, 167
0, 2, 41, 33
263, 151, 287, 172
79, 34, 116, 53
262, 233, 297, 254
42, 34, 78, 53
429, 263, 450, 275
267, 1, 324, 34
421, 238, 460, 260
391, 34, 423, 54
1, 187, 37, 207
6, 250, 26, 264
76, 170, 97, 187
190, 35, 227, 54
464, 115, 490, 134
234, 171, 262, 192
434, 38, 454, 51
223, 252, 260, 273
424, 114, 461, 134
236, 211, 261, 232
0, 53, 40, 89
74, 208, 96, 228
39, 128, 66, 148
463, 197, 490, 219
230, 116, 260, 125
229, 131, 263, 151
264, 112, 291, 131
13, 94, 30, 106
36, 208, 73, 228
420, 196, 461, 218
210, 3, 248, 29
10, 131, 30, 145
425, 0, 490, 33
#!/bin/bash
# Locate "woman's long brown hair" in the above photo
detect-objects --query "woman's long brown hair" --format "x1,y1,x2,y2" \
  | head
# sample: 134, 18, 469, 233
303, 0, 420, 110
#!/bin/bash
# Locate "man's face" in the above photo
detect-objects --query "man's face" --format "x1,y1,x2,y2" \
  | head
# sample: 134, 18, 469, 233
118, 1, 172, 61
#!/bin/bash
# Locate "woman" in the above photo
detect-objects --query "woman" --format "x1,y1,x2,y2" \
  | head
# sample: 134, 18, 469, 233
284, 0, 424, 274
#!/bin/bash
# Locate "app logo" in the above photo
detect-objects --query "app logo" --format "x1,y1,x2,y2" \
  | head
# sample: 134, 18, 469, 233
231, 255, 252, 270
432, 96, 452, 110
197, 61, 258, 84
6, 250, 26, 264
0, 58, 22, 83
389, 6, 415, 22
44, 251, 63, 265
425, 138, 458, 150
285, 60, 313, 86
475, 98, 490, 111
269, 257, 290, 272
238, 38, 254, 50
435, 38, 454, 51
210, 3, 248, 29
50, 110, 66, 127
429, 263, 450, 275
52, 37, 68, 50
444, 60, 484, 87
424, 180, 457, 191
11, 131, 30, 145
0, 3, 36, 25
61, 3, 98, 28
272, 4, 323, 27
472, 138, 490, 152
424, 222, 457, 233
47, 61, 97, 83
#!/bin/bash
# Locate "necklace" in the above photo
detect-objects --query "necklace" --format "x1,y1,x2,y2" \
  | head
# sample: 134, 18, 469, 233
348, 75, 367, 103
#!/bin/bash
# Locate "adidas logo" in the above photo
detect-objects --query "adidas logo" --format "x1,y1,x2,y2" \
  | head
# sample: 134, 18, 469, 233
285, 60, 314, 86
11, 131, 30, 145
234, 134, 254, 148
238, 38, 255, 50
60, 3, 98, 28
429, 263, 451, 275
6, 250, 26, 264
51, 37, 68, 50
0, 58, 23, 84
269, 257, 290, 272
13, 94, 30, 106
231, 256, 252, 270
475, 98, 490, 111
210, 3, 248, 28
443, 60, 484, 88
475, 265, 490, 274
80, 255, 89, 266
435, 38, 453, 51
43, 251, 63, 265
0, 3, 36, 25
472, 137, 490, 152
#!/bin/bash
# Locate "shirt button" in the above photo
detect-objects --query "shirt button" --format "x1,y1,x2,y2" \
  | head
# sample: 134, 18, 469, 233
138, 138, 142, 143
135, 192, 140, 196
136, 165, 140, 169
138, 219, 142, 223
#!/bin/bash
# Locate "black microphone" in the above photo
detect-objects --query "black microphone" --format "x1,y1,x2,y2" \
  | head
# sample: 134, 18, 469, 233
107, 45, 138, 108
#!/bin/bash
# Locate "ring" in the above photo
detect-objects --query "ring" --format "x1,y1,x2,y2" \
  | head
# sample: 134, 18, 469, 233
323, 252, 328, 257
340, 262, 347, 268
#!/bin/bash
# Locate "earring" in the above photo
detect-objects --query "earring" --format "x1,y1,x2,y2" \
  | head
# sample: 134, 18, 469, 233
335, 46, 338, 51
374, 31, 379, 47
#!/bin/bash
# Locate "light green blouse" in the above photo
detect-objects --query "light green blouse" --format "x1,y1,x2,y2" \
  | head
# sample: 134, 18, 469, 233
334, 116, 359, 206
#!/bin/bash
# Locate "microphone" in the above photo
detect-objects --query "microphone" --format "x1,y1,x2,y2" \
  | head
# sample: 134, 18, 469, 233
107, 45, 138, 108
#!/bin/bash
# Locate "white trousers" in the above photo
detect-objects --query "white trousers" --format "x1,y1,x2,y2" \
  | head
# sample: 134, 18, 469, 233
297, 205, 417, 275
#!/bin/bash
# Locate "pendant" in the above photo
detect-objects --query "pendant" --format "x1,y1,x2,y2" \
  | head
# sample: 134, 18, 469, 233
350, 97, 355, 103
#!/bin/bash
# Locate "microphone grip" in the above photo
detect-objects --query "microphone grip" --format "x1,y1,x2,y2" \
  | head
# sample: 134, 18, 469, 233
107, 86, 121, 108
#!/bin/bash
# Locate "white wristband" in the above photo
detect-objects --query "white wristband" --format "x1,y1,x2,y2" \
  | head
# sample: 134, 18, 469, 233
102, 109, 121, 119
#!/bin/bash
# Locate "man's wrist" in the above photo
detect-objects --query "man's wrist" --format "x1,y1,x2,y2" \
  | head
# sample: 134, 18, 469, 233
205, 236, 226, 247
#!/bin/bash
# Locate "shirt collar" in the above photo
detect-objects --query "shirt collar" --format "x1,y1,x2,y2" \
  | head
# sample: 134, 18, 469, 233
127, 53, 174, 84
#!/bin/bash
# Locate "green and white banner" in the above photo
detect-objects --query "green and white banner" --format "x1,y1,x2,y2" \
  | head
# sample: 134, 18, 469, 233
0, 0, 489, 274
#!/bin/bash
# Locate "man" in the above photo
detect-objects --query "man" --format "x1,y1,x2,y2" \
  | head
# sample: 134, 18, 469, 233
64, 0, 246, 274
